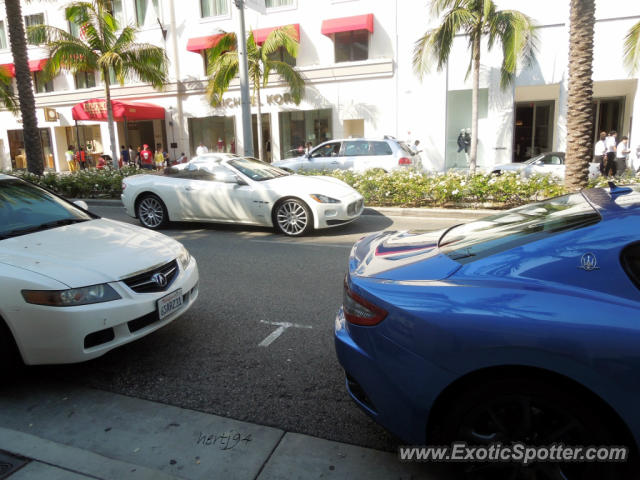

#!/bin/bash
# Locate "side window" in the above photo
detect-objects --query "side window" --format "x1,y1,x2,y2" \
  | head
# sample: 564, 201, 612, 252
344, 140, 369, 156
621, 243, 640, 291
311, 142, 341, 158
371, 141, 393, 156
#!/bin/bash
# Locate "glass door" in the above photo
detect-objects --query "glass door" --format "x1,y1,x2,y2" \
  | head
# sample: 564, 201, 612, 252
513, 101, 555, 162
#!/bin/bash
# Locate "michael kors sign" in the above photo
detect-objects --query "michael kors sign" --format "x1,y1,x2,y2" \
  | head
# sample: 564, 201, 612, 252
222, 93, 295, 108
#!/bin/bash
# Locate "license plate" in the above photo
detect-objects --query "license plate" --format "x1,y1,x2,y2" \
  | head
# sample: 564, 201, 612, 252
157, 289, 183, 320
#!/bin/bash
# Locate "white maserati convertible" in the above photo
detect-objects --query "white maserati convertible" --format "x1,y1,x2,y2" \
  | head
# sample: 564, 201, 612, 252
121, 154, 365, 236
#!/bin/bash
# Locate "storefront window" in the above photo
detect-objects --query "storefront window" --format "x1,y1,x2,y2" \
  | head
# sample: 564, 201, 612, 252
591, 98, 624, 145
135, 0, 160, 26
188, 116, 236, 156
279, 109, 332, 159
445, 89, 488, 170
334, 30, 368, 63
514, 101, 554, 162
75, 71, 96, 89
32, 71, 53, 93
200, 0, 228, 18
8, 128, 54, 170
24, 14, 44, 45
65, 125, 105, 168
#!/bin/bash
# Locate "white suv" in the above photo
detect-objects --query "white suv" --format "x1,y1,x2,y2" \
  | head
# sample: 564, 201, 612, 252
273, 138, 421, 173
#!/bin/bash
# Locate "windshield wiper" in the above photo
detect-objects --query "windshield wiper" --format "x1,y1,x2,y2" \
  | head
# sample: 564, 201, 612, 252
0, 218, 89, 240
437, 223, 462, 248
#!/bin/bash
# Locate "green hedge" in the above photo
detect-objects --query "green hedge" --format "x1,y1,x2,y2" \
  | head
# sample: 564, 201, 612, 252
5, 166, 639, 209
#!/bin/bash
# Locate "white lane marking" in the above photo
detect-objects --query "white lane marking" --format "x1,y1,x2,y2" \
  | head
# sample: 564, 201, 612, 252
258, 320, 313, 347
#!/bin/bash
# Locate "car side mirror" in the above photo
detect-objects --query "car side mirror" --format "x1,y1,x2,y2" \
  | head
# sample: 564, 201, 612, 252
535, 160, 543, 166
218, 171, 243, 184
73, 200, 89, 210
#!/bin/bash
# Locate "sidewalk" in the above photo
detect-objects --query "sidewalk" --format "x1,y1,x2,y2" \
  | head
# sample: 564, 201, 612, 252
0, 382, 441, 480
78, 198, 496, 220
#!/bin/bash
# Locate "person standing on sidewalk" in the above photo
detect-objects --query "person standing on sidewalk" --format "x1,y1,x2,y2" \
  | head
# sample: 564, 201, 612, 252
594, 131, 607, 173
139, 144, 153, 170
76, 146, 87, 170
604, 131, 617, 176
616, 136, 631, 175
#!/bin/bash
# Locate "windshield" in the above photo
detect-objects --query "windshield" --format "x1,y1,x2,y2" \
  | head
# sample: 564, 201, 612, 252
0, 178, 92, 239
227, 157, 290, 181
439, 193, 600, 264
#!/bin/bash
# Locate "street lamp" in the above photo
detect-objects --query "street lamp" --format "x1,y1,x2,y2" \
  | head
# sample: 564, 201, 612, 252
233, 0, 254, 157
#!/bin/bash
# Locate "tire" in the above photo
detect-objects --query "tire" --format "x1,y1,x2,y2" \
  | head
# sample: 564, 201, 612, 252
273, 198, 313, 236
136, 194, 169, 230
430, 378, 634, 480
0, 319, 23, 378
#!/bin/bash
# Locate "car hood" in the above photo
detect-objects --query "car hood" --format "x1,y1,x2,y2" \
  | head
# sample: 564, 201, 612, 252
349, 229, 462, 281
0, 218, 183, 288
264, 174, 358, 198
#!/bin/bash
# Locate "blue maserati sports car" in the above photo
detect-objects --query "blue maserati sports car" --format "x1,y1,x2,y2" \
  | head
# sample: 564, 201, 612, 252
335, 183, 640, 479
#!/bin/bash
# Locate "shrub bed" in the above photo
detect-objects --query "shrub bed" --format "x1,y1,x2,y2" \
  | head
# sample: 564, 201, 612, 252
4, 166, 639, 209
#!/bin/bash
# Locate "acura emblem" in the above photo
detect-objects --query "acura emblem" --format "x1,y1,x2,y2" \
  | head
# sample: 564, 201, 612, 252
151, 272, 168, 287
578, 253, 599, 271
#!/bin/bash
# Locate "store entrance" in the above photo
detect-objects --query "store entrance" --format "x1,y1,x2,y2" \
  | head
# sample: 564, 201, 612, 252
252, 113, 271, 162
513, 101, 555, 162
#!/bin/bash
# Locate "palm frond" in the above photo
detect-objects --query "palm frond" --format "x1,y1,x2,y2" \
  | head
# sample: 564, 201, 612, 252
119, 44, 168, 88
413, 7, 474, 77
45, 41, 98, 78
624, 20, 640, 75
488, 10, 537, 88
0, 68, 18, 114
266, 60, 305, 104
261, 25, 299, 58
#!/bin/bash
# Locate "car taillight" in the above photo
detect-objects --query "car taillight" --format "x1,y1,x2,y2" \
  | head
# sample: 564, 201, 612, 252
343, 277, 387, 326
398, 157, 411, 165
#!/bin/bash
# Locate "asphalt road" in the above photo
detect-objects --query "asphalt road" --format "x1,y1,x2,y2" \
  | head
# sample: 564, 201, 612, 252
25, 206, 466, 452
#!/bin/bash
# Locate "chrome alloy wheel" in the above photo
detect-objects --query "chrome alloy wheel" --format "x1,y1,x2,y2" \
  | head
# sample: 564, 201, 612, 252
276, 200, 309, 236
138, 196, 166, 229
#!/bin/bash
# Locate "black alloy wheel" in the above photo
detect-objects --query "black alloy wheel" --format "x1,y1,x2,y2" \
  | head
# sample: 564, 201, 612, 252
431, 378, 634, 480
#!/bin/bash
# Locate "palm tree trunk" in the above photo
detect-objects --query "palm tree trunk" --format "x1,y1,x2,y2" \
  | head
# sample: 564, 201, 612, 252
565, 0, 595, 191
469, 30, 481, 175
103, 70, 119, 169
256, 82, 264, 161
5, 0, 44, 175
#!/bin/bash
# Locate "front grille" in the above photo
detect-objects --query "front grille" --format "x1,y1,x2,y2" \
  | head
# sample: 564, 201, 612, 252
122, 260, 178, 293
347, 199, 364, 216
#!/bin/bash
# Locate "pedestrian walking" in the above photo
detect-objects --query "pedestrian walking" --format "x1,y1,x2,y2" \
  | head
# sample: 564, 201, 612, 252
139, 144, 153, 170
616, 136, 631, 175
196, 142, 208, 156
604, 131, 617, 177
65, 145, 77, 172
154, 144, 165, 170
128, 145, 136, 168
594, 131, 607, 174
120, 145, 130, 166
76, 146, 87, 170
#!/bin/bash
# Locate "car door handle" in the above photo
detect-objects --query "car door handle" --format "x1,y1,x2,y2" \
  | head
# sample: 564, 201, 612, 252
184, 186, 194, 191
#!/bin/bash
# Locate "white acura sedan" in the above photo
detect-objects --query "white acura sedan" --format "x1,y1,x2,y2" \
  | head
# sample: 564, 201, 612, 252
121, 154, 365, 236
0, 174, 198, 368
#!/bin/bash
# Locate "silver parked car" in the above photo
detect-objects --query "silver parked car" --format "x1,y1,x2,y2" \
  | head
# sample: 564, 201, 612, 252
273, 138, 421, 173
491, 152, 601, 180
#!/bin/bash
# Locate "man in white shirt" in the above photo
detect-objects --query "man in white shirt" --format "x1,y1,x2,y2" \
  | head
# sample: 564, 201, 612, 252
594, 131, 606, 168
196, 142, 209, 156
604, 131, 617, 176
616, 136, 631, 175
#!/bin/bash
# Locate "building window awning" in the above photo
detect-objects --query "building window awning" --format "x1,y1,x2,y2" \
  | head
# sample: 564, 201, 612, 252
186, 34, 225, 53
0, 59, 48, 77
321, 14, 374, 36
252, 24, 300, 45
72, 99, 166, 122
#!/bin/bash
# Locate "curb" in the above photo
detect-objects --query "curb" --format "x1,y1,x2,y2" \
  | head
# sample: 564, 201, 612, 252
76, 198, 497, 219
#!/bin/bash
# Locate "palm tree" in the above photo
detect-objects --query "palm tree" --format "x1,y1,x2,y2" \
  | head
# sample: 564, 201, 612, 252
413, 0, 537, 174
623, 19, 640, 74
0, 68, 19, 114
206, 25, 304, 161
28, 0, 168, 169
4, 0, 44, 175
564, 0, 595, 191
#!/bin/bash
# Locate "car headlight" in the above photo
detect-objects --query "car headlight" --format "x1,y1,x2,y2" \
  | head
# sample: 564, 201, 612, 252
22, 284, 121, 307
310, 194, 341, 204
177, 245, 191, 270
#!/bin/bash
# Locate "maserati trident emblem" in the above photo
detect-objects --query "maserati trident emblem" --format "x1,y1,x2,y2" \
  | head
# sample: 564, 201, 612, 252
578, 253, 599, 271
151, 272, 168, 287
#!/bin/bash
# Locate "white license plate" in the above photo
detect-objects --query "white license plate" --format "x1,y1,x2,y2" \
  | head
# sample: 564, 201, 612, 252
157, 289, 183, 321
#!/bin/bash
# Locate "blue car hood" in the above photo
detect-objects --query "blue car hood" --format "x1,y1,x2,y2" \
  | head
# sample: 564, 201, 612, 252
350, 230, 462, 281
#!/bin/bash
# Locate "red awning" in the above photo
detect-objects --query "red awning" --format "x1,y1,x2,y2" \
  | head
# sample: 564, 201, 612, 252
186, 34, 225, 53
0, 63, 15, 77
28, 59, 48, 72
0, 59, 48, 77
252, 24, 300, 45
321, 14, 374, 36
72, 99, 166, 122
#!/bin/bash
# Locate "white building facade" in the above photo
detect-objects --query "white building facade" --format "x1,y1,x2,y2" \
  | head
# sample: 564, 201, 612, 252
0, 0, 638, 172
